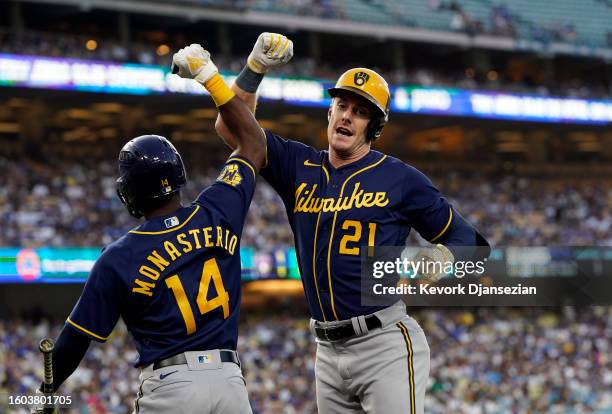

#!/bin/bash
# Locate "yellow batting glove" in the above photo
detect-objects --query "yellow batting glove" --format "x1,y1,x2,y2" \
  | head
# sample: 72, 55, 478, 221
247, 32, 294, 74
171, 43, 218, 84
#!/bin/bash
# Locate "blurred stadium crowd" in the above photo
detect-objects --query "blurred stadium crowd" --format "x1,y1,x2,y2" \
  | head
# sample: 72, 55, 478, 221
1, 29, 610, 99
136, 0, 612, 48
1, 156, 610, 250
1, 307, 611, 413
2, 1, 611, 413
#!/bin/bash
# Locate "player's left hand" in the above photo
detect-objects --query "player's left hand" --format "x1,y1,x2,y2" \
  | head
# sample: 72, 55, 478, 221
247, 32, 294, 74
171, 43, 218, 84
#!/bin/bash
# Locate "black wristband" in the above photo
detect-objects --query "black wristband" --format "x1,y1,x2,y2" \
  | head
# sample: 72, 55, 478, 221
235, 64, 264, 93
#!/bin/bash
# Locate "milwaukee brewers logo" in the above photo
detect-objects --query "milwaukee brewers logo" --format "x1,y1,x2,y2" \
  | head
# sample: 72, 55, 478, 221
217, 164, 242, 187
354, 71, 370, 86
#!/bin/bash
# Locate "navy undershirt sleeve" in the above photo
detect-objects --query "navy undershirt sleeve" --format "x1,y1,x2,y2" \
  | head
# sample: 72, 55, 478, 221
41, 326, 91, 392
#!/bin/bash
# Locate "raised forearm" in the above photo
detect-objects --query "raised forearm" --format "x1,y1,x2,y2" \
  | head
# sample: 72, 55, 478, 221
172, 44, 265, 169
215, 83, 258, 150
215, 89, 265, 167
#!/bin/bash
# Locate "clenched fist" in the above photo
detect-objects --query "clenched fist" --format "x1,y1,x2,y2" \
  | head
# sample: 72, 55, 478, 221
413, 244, 455, 283
172, 43, 218, 84
247, 32, 294, 74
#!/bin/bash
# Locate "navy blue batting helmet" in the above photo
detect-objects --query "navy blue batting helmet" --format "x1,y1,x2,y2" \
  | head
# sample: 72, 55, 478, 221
116, 135, 186, 218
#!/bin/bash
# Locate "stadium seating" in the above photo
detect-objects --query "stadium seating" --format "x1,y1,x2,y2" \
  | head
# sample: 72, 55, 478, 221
501, 0, 611, 46
371, 0, 610, 47
2, 3, 611, 414
190, 0, 612, 47
2, 307, 611, 413
1, 156, 611, 250
1, 23, 610, 98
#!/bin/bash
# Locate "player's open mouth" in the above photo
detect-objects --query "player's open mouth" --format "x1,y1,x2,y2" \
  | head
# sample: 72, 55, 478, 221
336, 127, 353, 137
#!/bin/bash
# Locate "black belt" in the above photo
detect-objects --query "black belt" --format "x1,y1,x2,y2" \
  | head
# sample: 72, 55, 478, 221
314, 315, 382, 341
153, 350, 240, 370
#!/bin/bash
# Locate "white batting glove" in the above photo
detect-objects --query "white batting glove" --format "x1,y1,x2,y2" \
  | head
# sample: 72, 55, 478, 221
171, 43, 218, 84
413, 244, 455, 283
247, 32, 294, 74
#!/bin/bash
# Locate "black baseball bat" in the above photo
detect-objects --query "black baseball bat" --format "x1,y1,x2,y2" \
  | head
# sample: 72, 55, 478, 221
38, 338, 55, 414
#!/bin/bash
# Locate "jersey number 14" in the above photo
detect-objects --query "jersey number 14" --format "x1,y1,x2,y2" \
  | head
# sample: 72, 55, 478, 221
165, 258, 229, 335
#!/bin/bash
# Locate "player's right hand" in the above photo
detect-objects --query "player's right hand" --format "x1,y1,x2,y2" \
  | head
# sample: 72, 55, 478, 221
171, 43, 218, 84
247, 32, 294, 74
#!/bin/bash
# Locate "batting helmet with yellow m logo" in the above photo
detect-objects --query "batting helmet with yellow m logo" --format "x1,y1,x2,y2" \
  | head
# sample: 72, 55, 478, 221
328, 68, 390, 141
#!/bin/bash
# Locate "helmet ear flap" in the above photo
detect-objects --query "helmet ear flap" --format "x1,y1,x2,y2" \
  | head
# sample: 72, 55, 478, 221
366, 114, 387, 142
116, 181, 144, 219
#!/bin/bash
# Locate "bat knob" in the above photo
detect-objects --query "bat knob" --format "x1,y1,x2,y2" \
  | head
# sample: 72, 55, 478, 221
39, 338, 55, 354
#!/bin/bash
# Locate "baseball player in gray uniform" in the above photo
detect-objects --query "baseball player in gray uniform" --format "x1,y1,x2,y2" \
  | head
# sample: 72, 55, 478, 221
40, 44, 266, 414
214, 33, 490, 413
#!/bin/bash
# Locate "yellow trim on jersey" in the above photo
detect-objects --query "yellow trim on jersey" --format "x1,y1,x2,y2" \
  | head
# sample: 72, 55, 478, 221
326, 155, 387, 320
303, 160, 330, 182
262, 128, 269, 169
129, 205, 201, 235
67, 317, 108, 341
312, 210, 328, 322
311, 164, 331, 321
397, 322, 416, 414
321, 165, 330, 183
228, 157, 256, 180
429, 207, 453, 243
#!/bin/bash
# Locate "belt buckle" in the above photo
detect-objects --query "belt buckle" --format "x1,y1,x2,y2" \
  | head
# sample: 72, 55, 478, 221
322, 327, 331, 341
316, 325, 331, 341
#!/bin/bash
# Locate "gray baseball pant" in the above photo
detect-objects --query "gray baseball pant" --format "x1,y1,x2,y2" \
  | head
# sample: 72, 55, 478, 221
133, 350, 252, 414
313, 302, 430, 414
